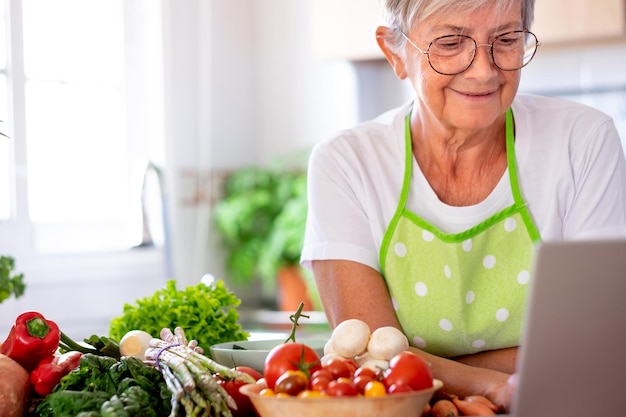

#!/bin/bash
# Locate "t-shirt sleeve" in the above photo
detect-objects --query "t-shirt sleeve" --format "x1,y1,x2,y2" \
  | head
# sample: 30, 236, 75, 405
300, 138, 381, 272
564, 115, 626, 239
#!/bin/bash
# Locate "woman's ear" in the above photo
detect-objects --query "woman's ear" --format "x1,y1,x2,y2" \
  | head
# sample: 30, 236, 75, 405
376, 26, 408, 80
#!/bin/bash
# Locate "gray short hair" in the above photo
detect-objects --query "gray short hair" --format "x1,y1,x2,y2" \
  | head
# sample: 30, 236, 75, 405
380, 0, 535, 51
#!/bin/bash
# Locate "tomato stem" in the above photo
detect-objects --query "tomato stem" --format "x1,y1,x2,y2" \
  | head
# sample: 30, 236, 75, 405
284, 302, 310, 343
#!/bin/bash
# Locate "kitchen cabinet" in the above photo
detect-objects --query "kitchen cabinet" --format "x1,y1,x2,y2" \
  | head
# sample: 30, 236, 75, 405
308, 0, 626, 61
307, 0, 385, 61
532, 0, 625, 45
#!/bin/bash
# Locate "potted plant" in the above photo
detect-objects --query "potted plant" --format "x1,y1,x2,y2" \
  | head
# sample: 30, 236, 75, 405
213, 165, 318, 311
0, 256, 26, 304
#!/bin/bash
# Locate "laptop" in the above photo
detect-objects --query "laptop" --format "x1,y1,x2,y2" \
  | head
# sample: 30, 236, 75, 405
510, 239, 626, 417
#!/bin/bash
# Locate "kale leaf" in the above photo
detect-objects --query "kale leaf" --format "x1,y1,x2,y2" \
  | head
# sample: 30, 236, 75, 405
34, 354, 171, 417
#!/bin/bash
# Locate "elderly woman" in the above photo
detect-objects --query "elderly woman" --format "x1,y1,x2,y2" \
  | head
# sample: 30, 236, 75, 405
301, 0, 626, 410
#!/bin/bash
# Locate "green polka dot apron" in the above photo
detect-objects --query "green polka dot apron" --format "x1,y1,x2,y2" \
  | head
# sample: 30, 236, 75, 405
380, 109, 541, 358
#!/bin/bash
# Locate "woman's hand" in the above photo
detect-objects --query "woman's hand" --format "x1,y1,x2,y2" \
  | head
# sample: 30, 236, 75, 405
413, 347, 515, 412
486, 373, 518, 411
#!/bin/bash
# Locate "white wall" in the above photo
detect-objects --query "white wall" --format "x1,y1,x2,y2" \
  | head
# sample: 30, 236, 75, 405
197, 1, 363, 301
208, 0, 359, 171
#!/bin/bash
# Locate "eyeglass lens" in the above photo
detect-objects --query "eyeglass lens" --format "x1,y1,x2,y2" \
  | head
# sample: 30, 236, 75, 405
427, 31, 538, 75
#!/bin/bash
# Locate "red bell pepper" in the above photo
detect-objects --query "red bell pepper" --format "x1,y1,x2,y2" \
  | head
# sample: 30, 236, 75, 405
0, 311, 60, 372
29, 350, 83, 396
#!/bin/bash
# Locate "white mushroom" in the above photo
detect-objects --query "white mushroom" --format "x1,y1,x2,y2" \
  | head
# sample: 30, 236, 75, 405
330, 318, 371, 358
366, 326, 409, 361
320, 353, 346, 366
323, 338, 337, 356
358, 357, 390, 372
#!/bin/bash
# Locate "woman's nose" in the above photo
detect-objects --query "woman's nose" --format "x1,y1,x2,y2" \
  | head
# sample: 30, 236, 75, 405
466, 44, 496, 74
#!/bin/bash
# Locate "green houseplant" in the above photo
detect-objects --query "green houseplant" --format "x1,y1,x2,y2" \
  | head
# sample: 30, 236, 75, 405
213, 165, 317, 311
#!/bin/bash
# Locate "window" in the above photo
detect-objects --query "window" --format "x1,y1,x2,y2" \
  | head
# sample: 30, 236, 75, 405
0, 0, 169, 339
0, 1, 10, 220
1, 0, 166, 252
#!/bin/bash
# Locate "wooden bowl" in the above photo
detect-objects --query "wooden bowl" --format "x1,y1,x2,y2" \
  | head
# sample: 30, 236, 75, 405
240, 379, 443, 417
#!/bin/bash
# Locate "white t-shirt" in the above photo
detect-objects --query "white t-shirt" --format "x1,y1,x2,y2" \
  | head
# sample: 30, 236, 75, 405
301, 94, 626, 272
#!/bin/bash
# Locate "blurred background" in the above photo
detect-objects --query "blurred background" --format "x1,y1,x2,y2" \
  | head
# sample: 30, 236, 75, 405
0, 0, 624, 340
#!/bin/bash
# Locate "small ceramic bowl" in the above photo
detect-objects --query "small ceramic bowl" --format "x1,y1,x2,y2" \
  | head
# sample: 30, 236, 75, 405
210, 339, 327, 373
239, 379, 443, 417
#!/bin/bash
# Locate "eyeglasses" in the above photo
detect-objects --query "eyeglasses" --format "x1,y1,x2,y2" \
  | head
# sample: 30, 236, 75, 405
401, 30, 540, 75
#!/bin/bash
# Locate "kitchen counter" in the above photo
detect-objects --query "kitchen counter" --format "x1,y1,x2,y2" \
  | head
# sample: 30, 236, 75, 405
238, 309, 332, 340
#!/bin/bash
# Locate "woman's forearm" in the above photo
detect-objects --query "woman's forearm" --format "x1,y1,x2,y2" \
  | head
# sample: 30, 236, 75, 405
452, 346, 518, 374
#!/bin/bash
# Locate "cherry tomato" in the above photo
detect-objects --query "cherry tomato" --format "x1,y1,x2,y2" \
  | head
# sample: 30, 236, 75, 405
274, 370, 309, 396
353, 374, 375, 394
263, 342, 322, 390
298, 389, 326, 399
323, 358, 353, 379
235, 366, 263, 381
217, 378, 255, 417
383, 352, 433, 392
325, 378, 359, 397
364, 380, 387, 397
343, 358, 359, 375
309, 374, 332, 392
259, 388, 275, 396
354, 367, 378, 380
310, 368, 333, 381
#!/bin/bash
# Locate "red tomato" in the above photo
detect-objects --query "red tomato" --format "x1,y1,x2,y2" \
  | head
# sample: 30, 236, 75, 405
354, 367, 378, 380
323, 358, 353, 379
235, 366, 263, 381
309, 374, 332, 392
353, 374, 375, 393
383, 352, 433, 392
325, 378, 359, 397
217, 378, 255, 417
343, 358, 359, 375
310, 369, 333, 381
263, 342, 322, 390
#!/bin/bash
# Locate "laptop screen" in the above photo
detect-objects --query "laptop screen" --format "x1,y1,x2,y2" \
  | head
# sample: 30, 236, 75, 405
511, 239, 626, 417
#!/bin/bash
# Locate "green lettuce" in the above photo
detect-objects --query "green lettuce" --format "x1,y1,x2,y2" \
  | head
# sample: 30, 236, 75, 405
109, 279, 249, 355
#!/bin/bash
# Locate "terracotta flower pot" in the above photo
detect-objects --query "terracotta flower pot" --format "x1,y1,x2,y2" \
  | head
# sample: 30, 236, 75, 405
277, 265, 314, 312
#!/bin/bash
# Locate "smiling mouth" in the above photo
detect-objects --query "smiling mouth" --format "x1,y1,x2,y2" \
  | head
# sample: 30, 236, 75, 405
461, 90, 495, 97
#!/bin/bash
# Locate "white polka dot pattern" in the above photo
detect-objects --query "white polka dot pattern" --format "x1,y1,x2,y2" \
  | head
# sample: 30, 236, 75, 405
414, 282, 428, 297
394, 242, 407, 257
383, 211, 535, 357
439, 319, 453, 331
483, 254, 496, 269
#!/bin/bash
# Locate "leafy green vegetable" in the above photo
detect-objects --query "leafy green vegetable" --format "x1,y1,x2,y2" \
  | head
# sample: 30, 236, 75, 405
109, 279, 249, 356
34, 354, 171, 417
0, 255, 26, 304
59, 332, 122, 360
37, 391, 113, 416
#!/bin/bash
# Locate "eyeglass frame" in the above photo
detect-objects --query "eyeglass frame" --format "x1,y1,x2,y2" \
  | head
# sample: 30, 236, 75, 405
400, 30, 541, 75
